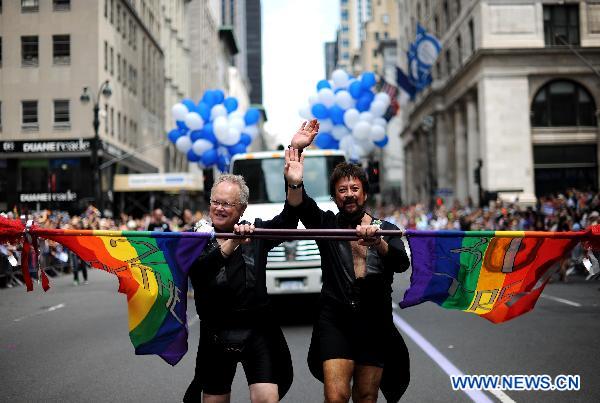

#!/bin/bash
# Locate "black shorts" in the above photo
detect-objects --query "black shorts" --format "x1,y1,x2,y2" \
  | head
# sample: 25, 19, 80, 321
196, 325, 278, 395
317, 302, 388, 368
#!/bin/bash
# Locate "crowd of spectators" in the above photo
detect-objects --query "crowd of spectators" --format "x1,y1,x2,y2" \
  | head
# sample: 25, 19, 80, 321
1, 188, 599, 288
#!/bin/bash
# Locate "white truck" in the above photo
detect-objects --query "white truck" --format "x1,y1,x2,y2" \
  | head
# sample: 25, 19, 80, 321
229, 149, 346, 295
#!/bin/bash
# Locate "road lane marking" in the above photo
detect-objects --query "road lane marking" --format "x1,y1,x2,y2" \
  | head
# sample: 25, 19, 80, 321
13, 303, 66, 322
391, 304, 515, 403
540, 294, 581, 307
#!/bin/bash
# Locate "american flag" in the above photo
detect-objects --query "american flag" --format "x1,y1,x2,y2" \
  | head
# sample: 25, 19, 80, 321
377, 78, 400, 121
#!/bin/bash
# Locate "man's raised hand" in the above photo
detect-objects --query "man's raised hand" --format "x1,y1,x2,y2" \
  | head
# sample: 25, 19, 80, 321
284, 147, 304, 186
291, 119, 319, 150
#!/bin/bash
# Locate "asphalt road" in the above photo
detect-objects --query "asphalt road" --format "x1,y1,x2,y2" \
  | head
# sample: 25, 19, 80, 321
0, 269, 598, 402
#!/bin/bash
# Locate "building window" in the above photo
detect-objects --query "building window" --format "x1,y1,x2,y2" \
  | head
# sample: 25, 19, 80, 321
104, 41, 108, 71
53, 0, 70, 11
110, 107, 114, 135
117, 112, 121, 139
21, 36, 39, 67
469, 19, 475, 53
53, 35, 70, 64
544, 5, 579, 46
0, 101, 2, 131
445, 49, 451, 76
342, 24, 349, 33
117, 4, 121, 32
456, 34, 462, 65
122, 10, 127, 39
122, 59, 127, 87
375, 32, 380, 41
53, 99, 70, 126
443, 1, 449, 30
341, 10, 348, 20
104, 103, 109, 134
532, 80, 596, 127
104, 0, 108, 18
22, 100, 38, 128
110, 46, 114, 75
21, 0, 39, 13
117, 54, 121, 81
110, 0, 114, 23
0, 37, 2, 67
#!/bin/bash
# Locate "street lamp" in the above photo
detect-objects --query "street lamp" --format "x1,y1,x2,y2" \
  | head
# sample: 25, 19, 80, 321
80, 80, 112, 214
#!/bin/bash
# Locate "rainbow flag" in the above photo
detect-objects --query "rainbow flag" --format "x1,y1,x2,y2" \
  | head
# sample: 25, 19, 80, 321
400, 230, 580, 323
44, 230, 210, 365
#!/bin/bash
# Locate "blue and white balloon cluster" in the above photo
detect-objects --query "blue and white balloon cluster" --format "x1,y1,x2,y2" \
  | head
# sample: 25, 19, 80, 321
167, 90, 261, 172
299, 69, 391, 161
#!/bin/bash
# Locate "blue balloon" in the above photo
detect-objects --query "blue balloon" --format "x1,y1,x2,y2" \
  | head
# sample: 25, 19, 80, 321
349, 81, 362, 99
311, 103, 329, 120
168, 129, 182, 143
197, 102, 211, 121
361, 72, 376, 90
223, 97, 239, 113
360, 90, 375, 103
189, 130, 204, 142
314, 132, 335, 149
176, 120, 188, 131
214, 89, 225, 104
244, 108, 260, 125
202, 124, 218, 144
330, 138, 340, 149
187, 149, 202, 162
240, 133, 252, 146
181, 98, 197, 113
228, 143, 247, 155
329, 105, 345, 125
316, 79, 331, 91
201, 149, 218, 166
202, 90, 217, 107
217, 154, 228, 172
374, 135, 389, 148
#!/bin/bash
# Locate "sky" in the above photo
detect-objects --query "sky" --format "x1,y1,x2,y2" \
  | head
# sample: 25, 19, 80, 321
261, 0, 340, 147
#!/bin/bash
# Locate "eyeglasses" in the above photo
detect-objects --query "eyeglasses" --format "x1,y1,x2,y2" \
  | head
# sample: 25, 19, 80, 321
209, 199, 239, 209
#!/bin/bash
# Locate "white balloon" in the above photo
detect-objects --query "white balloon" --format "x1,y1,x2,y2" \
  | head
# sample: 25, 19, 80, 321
210, 104, 228, 120
185, 112, 204, 130
308, 94, 319, 105
332, 69, 350, 89
229, 110, 244, 120
369, 100, 387, 117
220, 127, 241, 146
375, 92, 391, 107
359, 111, 374, 123
335, 90, 354, 109
352, 121, 371, 140
299, 105, 313, 120
369, 125, 386, 142
331, 125, 350, 140
175, 135, 192, 153
244, 125, 259, 137
213, 116, 229, 138
373, 117, 387, 128
339, 135, 354, 155
319, 119, 333, 133
229, 117, 246, 132
172, 103, 189, 121
355, 137, 374, 156
343, 108, 360, 129
192, 139, 214, 155
317, 88, 336, 107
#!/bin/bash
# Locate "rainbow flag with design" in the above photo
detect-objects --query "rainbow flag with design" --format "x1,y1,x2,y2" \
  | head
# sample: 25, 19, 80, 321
44, 230, 210, 365
400, 230, 583, 323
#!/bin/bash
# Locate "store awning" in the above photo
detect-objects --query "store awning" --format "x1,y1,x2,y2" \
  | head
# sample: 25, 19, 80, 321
113, 173, 203, 192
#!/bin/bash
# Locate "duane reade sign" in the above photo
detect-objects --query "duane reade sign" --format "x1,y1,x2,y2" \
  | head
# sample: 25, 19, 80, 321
20, 190, 78, 202
1, 139, 91, 153
113, 173, 203, 192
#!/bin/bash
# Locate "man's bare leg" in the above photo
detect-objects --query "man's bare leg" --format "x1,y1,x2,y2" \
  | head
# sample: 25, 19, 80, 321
203, 393, 231, 403
249, 383, 279, 403
351, 365, 383, 403
323, 359, 354, 403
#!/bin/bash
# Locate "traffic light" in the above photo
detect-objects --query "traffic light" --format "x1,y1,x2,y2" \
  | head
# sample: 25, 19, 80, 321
367, 161, 381, 194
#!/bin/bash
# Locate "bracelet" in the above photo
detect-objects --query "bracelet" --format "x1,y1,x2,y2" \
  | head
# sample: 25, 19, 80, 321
288, 181, 303, 189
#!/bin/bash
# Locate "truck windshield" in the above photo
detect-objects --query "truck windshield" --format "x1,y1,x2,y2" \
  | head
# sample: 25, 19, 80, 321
232, 155, 345, 203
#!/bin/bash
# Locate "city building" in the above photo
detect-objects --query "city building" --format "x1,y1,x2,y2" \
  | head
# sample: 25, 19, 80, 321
398, 0, 600, 207
161, 0, 192, 173
0, 0, 165, 214
324, 39, 338, 79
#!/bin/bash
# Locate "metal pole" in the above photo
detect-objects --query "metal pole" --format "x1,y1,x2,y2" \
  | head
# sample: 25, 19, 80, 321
92, 103, 103, 214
